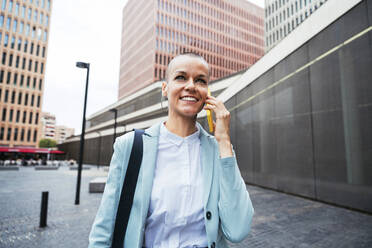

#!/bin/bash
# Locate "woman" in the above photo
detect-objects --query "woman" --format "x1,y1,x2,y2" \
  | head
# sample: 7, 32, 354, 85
89, 53, 254, 248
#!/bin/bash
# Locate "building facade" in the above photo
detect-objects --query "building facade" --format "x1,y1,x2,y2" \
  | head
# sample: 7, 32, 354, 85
265, 0, 327, 51
54, 125, 74, 144
119, 0, 264, 99
40, 111, 55, 140
0, 0, 52, 147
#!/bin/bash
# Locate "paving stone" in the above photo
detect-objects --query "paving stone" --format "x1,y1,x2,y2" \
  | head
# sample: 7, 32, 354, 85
0, 165, 371, 248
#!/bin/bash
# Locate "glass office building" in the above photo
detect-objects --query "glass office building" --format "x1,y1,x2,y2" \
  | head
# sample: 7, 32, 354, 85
119, 0, 264, 99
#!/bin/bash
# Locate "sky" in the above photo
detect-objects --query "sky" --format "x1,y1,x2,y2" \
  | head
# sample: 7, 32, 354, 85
43, 0, 265, 135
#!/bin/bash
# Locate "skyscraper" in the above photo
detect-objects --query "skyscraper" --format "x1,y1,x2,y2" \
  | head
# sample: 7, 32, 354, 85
265, 0, 328, 51
119, 0, 264, 99
0, 0, 52, 147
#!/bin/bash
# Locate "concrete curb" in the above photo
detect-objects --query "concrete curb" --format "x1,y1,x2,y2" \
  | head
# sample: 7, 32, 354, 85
89, 177, 107, 193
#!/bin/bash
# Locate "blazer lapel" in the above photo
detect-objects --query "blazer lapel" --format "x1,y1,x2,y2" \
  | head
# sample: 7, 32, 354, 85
199, 125, 215, 207
139, 124, 160, 222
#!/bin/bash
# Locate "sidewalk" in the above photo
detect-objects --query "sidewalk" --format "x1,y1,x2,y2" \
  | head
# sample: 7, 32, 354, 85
0, 166, 371, 248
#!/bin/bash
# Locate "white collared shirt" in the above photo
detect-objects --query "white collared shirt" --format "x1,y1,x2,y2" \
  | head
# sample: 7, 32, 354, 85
144, 123, 208, 248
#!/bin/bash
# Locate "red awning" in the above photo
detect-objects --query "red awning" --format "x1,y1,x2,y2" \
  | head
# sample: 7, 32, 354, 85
0, 147, 65, 154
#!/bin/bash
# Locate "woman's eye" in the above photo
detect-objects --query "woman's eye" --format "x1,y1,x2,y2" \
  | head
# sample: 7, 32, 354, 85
175, 75, 186, 80
196, 78, 207, 84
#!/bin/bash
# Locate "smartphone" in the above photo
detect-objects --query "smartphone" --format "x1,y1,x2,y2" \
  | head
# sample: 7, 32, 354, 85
206, 88, 214, 133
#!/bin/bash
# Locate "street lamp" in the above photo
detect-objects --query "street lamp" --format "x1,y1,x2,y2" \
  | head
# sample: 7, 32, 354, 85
75, 61, 90, 205
109, 108, 117, 145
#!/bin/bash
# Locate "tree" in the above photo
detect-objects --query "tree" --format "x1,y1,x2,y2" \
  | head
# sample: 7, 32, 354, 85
39, 138, 57, 148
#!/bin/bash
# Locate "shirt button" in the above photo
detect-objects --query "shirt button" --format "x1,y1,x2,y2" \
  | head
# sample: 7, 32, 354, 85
211, 242, 216, 248
206, 211, 212, 220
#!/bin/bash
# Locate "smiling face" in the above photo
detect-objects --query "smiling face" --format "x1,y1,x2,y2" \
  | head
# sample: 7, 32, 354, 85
162, 54, 209, 119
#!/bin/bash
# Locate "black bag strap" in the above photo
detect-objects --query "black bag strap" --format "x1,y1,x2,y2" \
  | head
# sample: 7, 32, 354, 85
112, 129, 145, 248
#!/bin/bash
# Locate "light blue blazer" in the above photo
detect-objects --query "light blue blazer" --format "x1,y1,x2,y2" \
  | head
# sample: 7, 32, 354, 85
89, 122, 254, 248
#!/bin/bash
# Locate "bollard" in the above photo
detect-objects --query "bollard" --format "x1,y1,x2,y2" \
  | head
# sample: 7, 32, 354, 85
40, 191, 49, 228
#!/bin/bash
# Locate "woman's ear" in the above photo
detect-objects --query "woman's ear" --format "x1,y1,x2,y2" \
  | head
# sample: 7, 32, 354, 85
161, 81, 168, 97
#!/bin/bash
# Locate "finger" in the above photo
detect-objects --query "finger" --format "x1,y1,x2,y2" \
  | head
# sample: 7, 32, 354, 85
205, 98, 219, 106
203, 105, 216, 111
206, 96, 217, 100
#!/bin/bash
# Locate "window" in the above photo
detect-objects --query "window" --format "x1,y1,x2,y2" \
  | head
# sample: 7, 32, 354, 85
39, 79, 42, 90
43, 30, 47, 41
17, 38, 21, 50
14, 128, 18, 141
33, 129, 37, 142
34, 10, 37, 22
42, 46, 45, 57
40, 62, 44, 73
21, 128, 24, 141
34, 61, 38, 72
8, 0, 13, 12
0, 15, 4, 28
0, 127, 3, 140
22, 111, 26, 123
19, 21, 23, 33
8, 54, 13, 66
0, 70, 3, 83
35, 112, 38, 124
4, 34, 8, 47
30, 42, 34, 54
6, 71, 10, 84
36, 44, 40, 56
16, 110, 20, 122
2, 108, 6, 121
9, 109, 13, 122
22, 57, 26, 69
21, 6, 26, 18
6, 17, 11, 30
45, 15, 48, 26
29, 112, 33, 124
25, 93, 28, 105
31, 94, 34, 106
28, 59, 32, 71
26, 24, 30, 36
15, 3, 19, 15
28, 8, 32, 19
27, 76, 30, 87
1, 52, 5, 64
27, 129, 31, 141
13, 19, 17, 32
7, 128, 11, 141
18, 92, 22, 104
15, 55, 20, 67
13, 73, 17, 85
4, 89, 9, 100
11, 36, 15, 49
1, 0, 6, 10
33, 77, 36, 88
37, 95, 40, 107
24, 40, 28, 52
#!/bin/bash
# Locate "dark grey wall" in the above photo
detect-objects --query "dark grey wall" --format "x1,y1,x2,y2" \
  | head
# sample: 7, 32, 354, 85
210, 0, 372, 213
59, 1, 372, 213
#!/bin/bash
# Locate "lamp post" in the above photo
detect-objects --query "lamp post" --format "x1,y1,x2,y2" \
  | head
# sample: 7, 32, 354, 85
109, 108, 117, 145
75, 61, 90, 205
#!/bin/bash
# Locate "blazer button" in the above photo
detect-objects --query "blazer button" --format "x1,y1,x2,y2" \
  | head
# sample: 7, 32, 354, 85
206, 211, 212, 220
211, 242, 216, 248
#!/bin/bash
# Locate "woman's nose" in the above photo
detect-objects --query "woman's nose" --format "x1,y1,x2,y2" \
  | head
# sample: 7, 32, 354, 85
184, 78, 196, 90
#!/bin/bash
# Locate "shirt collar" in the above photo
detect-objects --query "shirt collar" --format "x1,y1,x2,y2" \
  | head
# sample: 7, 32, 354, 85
160, 122, 200, 146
